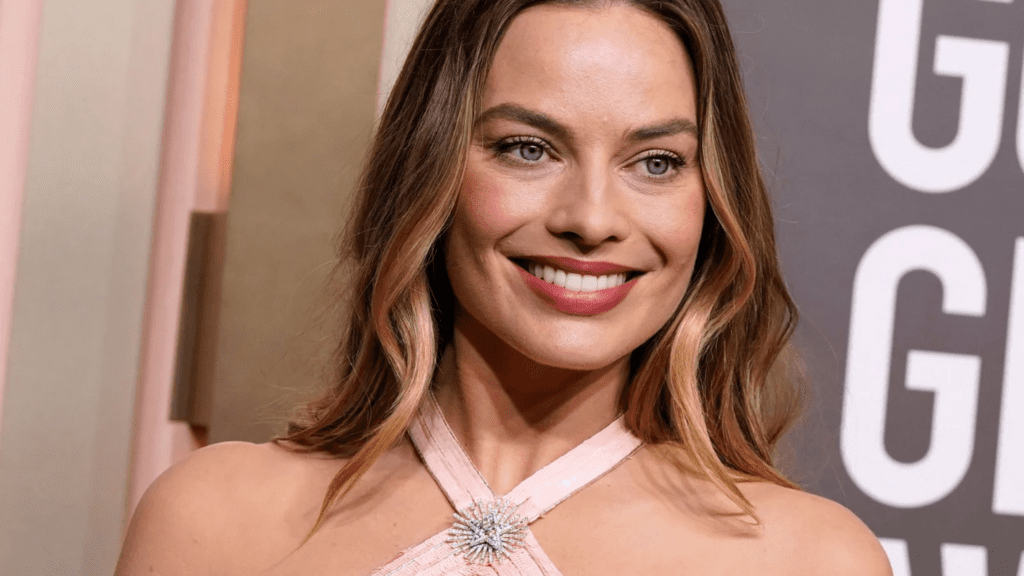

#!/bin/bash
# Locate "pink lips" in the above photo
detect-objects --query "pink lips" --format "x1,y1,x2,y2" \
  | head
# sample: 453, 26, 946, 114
530, 255, 635, 276
515, 256, 640, 316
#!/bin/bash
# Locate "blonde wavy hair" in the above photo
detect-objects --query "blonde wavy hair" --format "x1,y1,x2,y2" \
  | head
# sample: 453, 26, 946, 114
277, 0, 803, 536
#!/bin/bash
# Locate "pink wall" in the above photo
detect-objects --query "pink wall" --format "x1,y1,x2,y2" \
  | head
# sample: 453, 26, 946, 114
128, 0, 246, 513
0, 1, 44, 448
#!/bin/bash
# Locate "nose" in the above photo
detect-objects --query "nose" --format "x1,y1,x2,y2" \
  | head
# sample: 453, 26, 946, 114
545, 165, 631, 250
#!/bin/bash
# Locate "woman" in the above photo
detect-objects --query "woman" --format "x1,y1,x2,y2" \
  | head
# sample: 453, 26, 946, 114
116, 0, 892, 574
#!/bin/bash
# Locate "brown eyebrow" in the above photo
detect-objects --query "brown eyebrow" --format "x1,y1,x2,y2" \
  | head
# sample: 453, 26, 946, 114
475, 103, 573, 144
475, 103, 698, 146
626, 119, 698, 142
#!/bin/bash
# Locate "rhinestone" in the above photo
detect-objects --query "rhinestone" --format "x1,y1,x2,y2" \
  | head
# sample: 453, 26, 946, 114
447, 498, 528, 565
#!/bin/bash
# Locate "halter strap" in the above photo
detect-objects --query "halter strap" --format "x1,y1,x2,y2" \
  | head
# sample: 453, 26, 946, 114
373, 396, 643, 575
407, 395, 497, 510
408, 394, 643, 522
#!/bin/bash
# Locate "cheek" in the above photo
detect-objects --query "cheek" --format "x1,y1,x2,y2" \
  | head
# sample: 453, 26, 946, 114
456, 166, 537, 243
446, 169, 522, 279
646, 194, 706, 271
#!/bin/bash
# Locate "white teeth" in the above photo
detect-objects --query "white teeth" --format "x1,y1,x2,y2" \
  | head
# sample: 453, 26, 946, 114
525, 261, 633, 292
565, 273, 582, 291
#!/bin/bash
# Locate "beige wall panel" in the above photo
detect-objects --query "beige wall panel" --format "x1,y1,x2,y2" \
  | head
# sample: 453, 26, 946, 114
377, 0, 433, 113
0, 0, 175, 574
209, 1, 386, 443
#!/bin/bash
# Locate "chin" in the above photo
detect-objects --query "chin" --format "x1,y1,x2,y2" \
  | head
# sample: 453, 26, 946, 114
509, 332, 637, 372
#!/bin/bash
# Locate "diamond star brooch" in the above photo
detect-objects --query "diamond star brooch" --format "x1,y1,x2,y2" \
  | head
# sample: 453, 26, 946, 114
447, 498, 528, 565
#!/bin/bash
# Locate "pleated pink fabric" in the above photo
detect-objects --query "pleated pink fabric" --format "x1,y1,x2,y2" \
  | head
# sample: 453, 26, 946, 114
371, 395, 643, 576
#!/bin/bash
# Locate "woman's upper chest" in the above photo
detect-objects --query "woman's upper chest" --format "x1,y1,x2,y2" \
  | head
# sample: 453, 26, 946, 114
245, 450, 789, 576
524, 468, 788, 576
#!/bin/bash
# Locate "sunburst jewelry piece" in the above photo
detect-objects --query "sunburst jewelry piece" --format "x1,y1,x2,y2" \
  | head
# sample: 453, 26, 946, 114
447, 498, 528, 565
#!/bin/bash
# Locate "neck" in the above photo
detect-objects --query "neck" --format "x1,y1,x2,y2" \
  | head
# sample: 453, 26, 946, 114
432, 312, 630, 494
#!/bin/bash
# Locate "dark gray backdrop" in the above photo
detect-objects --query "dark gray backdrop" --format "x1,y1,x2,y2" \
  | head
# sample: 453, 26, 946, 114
720, 0, 1024, 574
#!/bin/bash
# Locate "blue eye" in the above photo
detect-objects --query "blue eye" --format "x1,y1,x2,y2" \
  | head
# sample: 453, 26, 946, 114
493, 137, 550, 164
644, 157, 671, 175
517, 143, 544, 162
635, 150, 684, 179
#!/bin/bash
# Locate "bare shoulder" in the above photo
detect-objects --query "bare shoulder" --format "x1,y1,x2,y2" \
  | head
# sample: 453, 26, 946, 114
114, 441, 336, 576
740, 481, 893, 576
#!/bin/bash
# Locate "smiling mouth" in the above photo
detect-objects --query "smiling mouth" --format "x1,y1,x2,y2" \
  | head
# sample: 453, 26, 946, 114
510, 258, 644, 293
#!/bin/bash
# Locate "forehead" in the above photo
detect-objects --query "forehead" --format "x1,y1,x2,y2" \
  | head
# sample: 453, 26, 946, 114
482, 3, 696, 123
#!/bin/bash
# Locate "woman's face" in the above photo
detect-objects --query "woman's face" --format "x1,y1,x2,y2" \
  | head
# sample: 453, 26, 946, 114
446, 3, 706, 370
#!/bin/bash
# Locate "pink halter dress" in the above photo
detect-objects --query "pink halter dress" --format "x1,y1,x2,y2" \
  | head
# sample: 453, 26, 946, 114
371, 396, 643, 576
